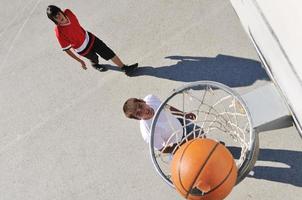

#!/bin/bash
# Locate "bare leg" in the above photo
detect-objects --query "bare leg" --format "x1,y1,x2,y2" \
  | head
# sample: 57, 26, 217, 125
111, 55, 124, 68
111, 55, 138, 75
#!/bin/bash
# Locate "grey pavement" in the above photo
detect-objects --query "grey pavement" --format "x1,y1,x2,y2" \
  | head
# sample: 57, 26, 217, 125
0, 0, 301, 199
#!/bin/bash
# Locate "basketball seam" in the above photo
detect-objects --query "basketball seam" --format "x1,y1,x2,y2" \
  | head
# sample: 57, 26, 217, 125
204, 159, 235, 195
185, 142, 220, 199
176, 139, 196, 194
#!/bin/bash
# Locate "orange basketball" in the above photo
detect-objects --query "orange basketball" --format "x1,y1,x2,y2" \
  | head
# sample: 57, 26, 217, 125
171, 138, 237, 200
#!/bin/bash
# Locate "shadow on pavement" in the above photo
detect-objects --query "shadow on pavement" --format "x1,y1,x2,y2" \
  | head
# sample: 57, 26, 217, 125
228, 146, 302, 187
131, 54, 269, 87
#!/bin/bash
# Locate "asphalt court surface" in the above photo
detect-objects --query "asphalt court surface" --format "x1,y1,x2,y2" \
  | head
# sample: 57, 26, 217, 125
0, 0, 301, 199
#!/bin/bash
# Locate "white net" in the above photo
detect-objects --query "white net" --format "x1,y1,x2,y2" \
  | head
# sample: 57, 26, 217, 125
149, 81, 258, 187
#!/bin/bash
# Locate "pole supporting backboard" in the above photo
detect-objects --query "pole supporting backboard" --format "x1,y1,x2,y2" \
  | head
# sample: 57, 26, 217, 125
241, 83, 292, 132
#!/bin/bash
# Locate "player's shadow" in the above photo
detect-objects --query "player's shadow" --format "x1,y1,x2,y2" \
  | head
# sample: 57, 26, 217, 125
228, 147, 302, 187
132, 54, 269, 87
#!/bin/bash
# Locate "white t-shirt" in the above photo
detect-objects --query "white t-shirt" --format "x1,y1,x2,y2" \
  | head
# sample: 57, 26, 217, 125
140, 95, 183, 150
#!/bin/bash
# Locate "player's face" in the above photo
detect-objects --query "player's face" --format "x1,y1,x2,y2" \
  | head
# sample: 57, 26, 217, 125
54, 12, 68, 25
134, 102, 154, 120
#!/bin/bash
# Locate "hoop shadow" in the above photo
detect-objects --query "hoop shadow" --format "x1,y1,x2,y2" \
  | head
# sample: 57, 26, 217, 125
228, 147, 302, 187
131, 54, 269, 87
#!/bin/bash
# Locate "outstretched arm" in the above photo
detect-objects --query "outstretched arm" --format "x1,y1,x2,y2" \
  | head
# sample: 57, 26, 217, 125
65, 49, 87, 70
161, 143, 179, 154
166, 104, 196, 120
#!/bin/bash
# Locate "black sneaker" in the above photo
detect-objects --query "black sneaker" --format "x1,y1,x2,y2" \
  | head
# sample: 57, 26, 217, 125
94, 64, 108, 72
122, 63, 138, 75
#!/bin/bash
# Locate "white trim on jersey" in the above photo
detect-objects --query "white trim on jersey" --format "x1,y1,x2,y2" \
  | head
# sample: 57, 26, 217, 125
62, 44, 72, 51
74, 31, 89, 53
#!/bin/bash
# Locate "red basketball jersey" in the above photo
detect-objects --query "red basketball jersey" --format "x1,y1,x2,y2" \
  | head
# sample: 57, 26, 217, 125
54, 9, 91, 52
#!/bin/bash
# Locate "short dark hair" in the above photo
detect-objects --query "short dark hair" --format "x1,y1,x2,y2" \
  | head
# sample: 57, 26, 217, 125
123, 98, 145, 120
46, 5, 63, 24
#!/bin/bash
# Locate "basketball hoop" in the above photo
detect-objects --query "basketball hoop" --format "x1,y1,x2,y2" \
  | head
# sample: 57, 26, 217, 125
149, 81, 259, 188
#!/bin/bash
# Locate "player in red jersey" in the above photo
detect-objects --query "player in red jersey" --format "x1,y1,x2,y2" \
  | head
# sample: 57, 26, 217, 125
47, 5, 138, 75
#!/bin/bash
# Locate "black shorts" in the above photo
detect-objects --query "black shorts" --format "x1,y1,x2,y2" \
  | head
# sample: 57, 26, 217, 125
81, 32, 116, 64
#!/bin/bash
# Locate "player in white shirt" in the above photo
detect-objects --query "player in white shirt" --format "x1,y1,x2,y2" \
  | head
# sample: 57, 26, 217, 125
123, 94, 196, 153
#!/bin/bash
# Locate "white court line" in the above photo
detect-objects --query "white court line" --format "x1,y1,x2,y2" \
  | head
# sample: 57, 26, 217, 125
0, 0, 36, 38
0, 0, 42, 73
0, 3, 223, 154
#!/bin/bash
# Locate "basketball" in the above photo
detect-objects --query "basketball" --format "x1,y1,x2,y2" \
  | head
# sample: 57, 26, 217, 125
171, 138, 237, 200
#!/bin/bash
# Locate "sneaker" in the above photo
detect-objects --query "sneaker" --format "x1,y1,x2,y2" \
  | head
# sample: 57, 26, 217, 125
122, 63, 138, 75
94, 64, 108, 72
